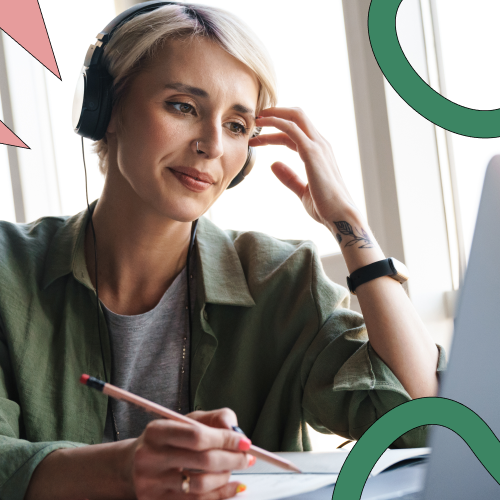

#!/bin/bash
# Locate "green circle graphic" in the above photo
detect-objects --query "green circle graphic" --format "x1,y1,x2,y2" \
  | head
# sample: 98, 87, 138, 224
331, 398, 500, 499
368, 0, 500, 138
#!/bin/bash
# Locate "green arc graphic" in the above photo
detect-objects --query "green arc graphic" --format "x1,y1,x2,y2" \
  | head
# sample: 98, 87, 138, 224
331, 397, 500, 499
368, 0, 500, 138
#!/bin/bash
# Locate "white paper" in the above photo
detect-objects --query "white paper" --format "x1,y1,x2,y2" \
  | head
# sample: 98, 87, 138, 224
229, 473, 338, 500
229, 448, 430, 499
370, 447, 430, 476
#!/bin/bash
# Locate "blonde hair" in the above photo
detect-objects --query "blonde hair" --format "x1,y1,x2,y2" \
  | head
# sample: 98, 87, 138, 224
92, 2, 278, 175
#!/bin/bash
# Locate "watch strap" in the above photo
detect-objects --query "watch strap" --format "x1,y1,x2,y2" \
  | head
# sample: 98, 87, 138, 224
347, 258, 397, 295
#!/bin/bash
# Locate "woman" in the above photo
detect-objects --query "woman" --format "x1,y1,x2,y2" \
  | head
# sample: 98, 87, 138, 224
0, 2, 444, 499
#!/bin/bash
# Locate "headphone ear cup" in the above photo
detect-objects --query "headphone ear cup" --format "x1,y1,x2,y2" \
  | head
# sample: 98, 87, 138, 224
74, 66, 113, 141
227, 146, 257, 189
93, 70, 114, 141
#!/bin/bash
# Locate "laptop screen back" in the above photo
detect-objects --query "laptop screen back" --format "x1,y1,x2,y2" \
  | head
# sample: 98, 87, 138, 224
423, 155, 500, 499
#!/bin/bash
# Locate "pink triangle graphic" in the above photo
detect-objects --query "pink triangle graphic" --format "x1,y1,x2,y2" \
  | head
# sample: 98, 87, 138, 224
0, 0, 60, 79
0, 120, 29, 148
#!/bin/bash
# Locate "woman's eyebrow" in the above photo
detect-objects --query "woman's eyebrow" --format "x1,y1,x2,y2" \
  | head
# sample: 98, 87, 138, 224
165, 83, 255, 118
164, 82, 208, 97
232, 103, 255, 118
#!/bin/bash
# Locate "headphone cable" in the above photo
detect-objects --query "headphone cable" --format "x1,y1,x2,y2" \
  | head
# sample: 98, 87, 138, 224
186, 218, 198, 413
82, 137, 108, 383
82, 137, 120, 440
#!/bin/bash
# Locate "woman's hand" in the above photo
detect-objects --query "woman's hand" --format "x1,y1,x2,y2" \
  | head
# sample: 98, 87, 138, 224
250, 107, 360, 230
126, 408, 252, 499
25, 409, 252, 500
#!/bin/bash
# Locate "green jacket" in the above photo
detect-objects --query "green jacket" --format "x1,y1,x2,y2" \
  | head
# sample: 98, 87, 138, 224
0, 204, 445, 499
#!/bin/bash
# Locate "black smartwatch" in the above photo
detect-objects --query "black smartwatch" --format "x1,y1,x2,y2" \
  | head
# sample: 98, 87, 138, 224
346, 258, 409, 295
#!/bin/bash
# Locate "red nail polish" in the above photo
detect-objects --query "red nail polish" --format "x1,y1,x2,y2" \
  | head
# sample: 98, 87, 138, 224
238, 437, 252, 451
248, 455, 256, 466
256, 115, 263, 119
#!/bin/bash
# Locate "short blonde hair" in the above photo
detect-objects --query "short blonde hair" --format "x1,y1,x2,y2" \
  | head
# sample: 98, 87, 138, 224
93, 2, 278, 175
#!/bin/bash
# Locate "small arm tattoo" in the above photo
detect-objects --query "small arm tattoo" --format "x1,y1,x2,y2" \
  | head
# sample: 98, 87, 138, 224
336, 233, 342, 244
333, 221, 373, 249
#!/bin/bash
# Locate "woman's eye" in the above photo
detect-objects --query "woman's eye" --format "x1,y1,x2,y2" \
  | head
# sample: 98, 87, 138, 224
169, 102, 195, 114
226, 122, 247, 135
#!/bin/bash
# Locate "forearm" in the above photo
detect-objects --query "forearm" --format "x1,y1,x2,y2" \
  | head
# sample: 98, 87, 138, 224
355, 275, 439, 398
328, 212, 439, 399
25, 439, 135, 500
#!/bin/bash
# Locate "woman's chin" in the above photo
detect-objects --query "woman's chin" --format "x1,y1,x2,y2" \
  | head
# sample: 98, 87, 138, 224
155, 197, 210, 223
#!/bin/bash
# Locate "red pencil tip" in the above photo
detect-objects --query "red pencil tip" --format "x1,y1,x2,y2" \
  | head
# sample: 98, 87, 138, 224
80, 374, 90, 385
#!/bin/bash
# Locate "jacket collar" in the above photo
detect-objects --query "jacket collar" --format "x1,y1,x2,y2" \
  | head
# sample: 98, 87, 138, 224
195, 216, 255, 307
42, 202, 255, 307
41, 203, 93, 291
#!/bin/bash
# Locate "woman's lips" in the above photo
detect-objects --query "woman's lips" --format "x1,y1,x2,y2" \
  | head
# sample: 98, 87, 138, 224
169, 168, 213, 193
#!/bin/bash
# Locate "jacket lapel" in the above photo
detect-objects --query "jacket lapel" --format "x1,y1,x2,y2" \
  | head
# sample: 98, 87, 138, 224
189, 217, 255, 408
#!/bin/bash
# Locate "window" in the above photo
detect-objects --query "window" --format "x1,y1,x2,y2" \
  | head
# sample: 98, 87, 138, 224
40, 0, 116, 217
1, 0, 118, 222
0, 94, 15, 222
399, 0, 500, 264
431, 0, 500, 258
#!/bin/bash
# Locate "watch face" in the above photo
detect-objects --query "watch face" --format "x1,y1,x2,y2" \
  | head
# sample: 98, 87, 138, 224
389, 258, 410, 283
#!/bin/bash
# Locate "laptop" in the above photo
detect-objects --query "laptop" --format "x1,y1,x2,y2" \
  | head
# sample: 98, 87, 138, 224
422, 154, 500, 499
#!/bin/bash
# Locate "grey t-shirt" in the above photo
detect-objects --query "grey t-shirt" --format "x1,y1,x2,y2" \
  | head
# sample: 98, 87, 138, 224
102, 256, 196, 442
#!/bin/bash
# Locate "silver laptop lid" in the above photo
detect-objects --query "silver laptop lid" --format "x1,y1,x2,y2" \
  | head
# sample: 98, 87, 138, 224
423, 155, 500, 499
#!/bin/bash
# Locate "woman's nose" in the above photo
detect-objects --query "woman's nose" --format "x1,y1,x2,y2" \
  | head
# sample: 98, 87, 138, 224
194, 123, 224, 160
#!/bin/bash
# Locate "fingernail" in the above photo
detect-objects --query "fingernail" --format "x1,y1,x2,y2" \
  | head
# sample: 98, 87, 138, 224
248, 455, 256, 466
236, 484, 247, 493
238, 437, 252, 451
256, 115, 263, 119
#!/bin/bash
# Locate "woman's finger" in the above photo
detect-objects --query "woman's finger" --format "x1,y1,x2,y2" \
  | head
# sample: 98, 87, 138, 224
249, 132, 298, 151
187, 408, 239, 430
259, 107, 320, 140
255, 116, 316, 159
168, 470, 232, 495
134, 446, 251, 480
167, 481, 246, 500
192, 481, 247, 500
166, 447, 250, 473
143, 419, 251, 453
271, 162, 307, 200
134, 471, 243, 499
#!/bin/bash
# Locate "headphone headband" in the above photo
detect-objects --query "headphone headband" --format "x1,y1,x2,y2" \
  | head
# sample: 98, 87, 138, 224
99, 1, 181, 44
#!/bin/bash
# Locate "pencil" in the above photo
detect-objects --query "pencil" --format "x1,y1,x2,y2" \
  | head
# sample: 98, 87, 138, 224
80, 374, 302, 473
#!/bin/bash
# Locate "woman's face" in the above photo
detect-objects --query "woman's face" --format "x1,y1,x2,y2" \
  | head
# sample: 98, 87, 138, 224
106, 37, 260, 222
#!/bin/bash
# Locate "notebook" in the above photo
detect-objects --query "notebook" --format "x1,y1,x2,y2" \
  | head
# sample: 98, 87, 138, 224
230, 448, 430, 500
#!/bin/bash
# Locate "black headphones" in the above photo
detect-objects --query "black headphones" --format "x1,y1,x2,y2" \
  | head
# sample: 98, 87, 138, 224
72, 0, 260, 189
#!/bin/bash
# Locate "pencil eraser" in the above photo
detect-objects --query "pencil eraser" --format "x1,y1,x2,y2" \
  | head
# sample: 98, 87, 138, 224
80, 374, 90, 385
